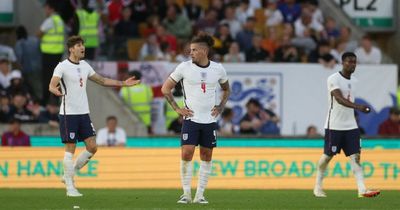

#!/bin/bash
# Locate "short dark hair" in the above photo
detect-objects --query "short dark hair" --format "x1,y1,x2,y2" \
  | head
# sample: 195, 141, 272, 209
191, 32, 214, 48
246, 98, 262, 108
106, 116, 117, 122
67, 35, 84, 49
341, 52, 356, 62
221, 107, 233, 118
129, 70, 142, 80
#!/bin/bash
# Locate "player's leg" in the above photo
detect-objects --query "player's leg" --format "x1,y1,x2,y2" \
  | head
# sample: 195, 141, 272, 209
74, 114, 97, 172
314, 129, 340, 197
344, 129, 380, 198
74, 136, 97, 171
178, 120, 199, 204
59, 115, 82, 197
194, 123, 217, 204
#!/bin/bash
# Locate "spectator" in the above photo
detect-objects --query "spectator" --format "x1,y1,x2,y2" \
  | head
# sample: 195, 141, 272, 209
96, 116, 127, 146
6, 70, 33, 99
278, 0, 301, 24
261, 26, 281, 57
294, 8, 324, 39
14, 25, 42, 99
129, 0, 150, 23
213, 24, 235, 56
220, 5, 242, 39
0, 93, 11, 123
330, 40, 347, 63
0, 44, 18, 68
37, 99, 59, 127
236, 0, 255, 25
339, 26, 358, 52
37, 0, 64, 105
183, 0, 204, 24
0, 55, 12, 90
142, 15, 161, 38
155, 25, 178, 53
240, 98, 279, 135
114, 6, 139, 39
9, 93, 35, 123
308, 41, 336, 68
306, 125, 321, 138
354, 35, 382, 64
120, 70, 153, 133
274, 35, 300, 62
218, 107, 238, 135
323, 17, 340, 45
138, 34, 163, 61
378, 107, 400, 136
263, 0, 283, 27
246, 35, 270, 62
236, 17, 256, 52
162, 4, 192, 40
195, 9, 219, 35
210, 0, 226, 21
71, 0, 101, 60
305, 0, 324, 25
175, 42, 191, 62
107, 0, 124, 26
224, 42, 246, 62
1, 119, 31, 146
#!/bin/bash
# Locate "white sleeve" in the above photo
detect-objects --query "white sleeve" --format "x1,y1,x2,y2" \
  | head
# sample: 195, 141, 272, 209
40, 17, 54, 32
219, 64, 228, 84
96, 129, 107, 146
88, 64, 96, 77
169, 63, 185, 82
327, 76, 340, 93
52, 63, 63, 78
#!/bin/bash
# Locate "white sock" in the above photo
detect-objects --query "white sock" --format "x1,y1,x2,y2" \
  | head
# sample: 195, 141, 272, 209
195, 161, 212, 198
63, 152, 74, 189
74, 150, 93, 172
349, 154, 367, 194
315, 154, 332, 190
180, 160, 192, 196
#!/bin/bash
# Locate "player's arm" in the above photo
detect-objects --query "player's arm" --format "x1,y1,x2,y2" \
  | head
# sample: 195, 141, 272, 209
48, 76, 63, 96
89, 73, 140, 87
161, 77, 193, 117
331, 89, 369, 113
211, 81, 231, 117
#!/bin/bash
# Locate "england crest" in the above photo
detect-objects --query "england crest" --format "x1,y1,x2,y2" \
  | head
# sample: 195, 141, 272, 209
182, 133, 188, 141
331, 146, 337, 153
69, 132, 75, 139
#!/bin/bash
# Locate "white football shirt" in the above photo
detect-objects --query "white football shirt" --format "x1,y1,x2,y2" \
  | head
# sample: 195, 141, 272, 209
169, 60, 228, 124
96, 127, 127, 146
53, 59, 96, 115
324, 72, 358, 130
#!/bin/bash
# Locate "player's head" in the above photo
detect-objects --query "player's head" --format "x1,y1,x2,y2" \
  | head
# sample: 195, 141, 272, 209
67, 35, 85, 60
341, 52, 357, 73
190, 32, 214, 63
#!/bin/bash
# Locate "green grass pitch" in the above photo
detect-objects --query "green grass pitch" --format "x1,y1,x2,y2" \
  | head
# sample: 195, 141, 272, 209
0, 189, 398, 210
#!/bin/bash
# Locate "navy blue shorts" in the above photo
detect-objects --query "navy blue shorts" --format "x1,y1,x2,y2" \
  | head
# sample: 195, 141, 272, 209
324, 129, 361, 156
59, 114, 96, 144
181, 120, 217, 148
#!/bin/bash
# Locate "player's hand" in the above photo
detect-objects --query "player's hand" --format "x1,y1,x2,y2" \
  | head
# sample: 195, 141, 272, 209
123, 76, 141, 86
49, 86, 63, 96
176, 108, 194, 117
211, 105, 223, 117
357, 105, 370, 113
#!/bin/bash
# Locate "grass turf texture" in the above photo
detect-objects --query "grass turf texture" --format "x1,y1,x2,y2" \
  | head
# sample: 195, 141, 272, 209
0, 189, 397, 210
